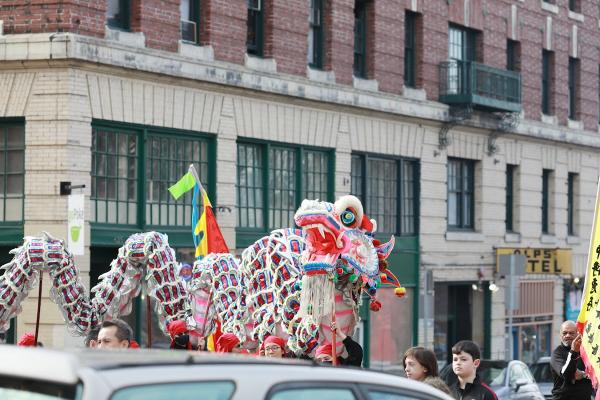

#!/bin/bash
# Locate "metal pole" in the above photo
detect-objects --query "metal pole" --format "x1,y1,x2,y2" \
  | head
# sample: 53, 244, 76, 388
423, 268, 429, 347
34, 271, 43, 346
507, 256, 514, 361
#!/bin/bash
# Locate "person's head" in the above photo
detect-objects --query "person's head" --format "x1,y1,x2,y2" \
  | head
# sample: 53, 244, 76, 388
97, 319, 132, 349
560, 320, 578, 347
263, 336, 286, 358
216, 333, 242, 353
84, 327, 100, 348
315, 343, 334, 364
402, 347, 438, 381
167, 320, 191, 350
452, 341, 481, 381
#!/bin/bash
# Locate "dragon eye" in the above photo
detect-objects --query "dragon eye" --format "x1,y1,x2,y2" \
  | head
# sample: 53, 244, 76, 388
341, 210, 356, 226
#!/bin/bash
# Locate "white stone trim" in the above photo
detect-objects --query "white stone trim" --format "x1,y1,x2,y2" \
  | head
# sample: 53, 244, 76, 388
353, 76, 379, 92
540, 234, 557, 244
567, 236, 580, 245
178, 41, 214, 62
403, 86, 427, 101
567, 119, 583, 130
105, 26, 145, 48
307, 66, 335, 84
541, 1, 558, 14
244, 53, 277, 73
445, 231, 485, 242
568, 10, 584, 23
541, 114, 558, 125
504, 232, 521, 243
0, 20, 3, 37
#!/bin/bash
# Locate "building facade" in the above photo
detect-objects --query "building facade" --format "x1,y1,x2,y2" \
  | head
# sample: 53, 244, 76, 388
0, 0, 598, 367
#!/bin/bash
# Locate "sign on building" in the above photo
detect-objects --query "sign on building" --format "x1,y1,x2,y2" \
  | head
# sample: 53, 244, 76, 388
495, 248, 571, 275
68, 194, 85, 255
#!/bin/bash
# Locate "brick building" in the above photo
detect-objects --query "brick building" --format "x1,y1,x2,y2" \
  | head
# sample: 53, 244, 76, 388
0, 0, 598, 367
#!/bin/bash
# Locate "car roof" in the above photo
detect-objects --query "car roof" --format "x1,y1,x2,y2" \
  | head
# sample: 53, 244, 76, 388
0, 345, 454, 400
535, 356, 551, 363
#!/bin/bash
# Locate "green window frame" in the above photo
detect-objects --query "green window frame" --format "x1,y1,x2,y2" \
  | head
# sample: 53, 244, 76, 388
404, 11, 417, 87
568, 172, 577, 236
506, 164, 516, 232
506, 39, 520, 72
180, 0, 201, 43
353, 0, 367, 78
351, 154, 419, 236
106, 0, 131, 30
308, 0, 324, 69
568, 57, 579, 120
236, 140, 334, 247
542, 50, 553, 115
0, 121, 25, 244
542, 169, 551, 234
247, 0, 264, 56
91, 122, 215, 247
447, 158, 475, 230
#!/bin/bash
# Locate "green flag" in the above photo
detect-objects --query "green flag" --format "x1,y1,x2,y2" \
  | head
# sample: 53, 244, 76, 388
168, 171, 196, 199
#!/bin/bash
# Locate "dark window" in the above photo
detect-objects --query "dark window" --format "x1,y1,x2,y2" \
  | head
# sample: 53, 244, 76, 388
0, 123, 24, 223
351, 154, 419, 236
506, 40, 520, 72
506, 165, 516, 232
568, 57, 579, 120
180, 0, 201, 43
544, 0, 556, 4
106, 0, 130, 30
353, 0, 367, 78
568, 172, 577, 236
542, 169, 552, 234
404, 11, 417, 87
308, 0, 324, 69
91, 125, 213, 229
447, 158, 475, 230
237, 142, 333, 235
247, 0, 264, 56
569, 0, 581, 13
542, 50, 554, 115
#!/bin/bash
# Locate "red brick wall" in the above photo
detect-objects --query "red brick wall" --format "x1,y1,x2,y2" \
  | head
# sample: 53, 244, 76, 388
370, 0, 402, 94
203, 0, 247, 64
324, 0, 354, 85
0, 0, 105, 37
131, 0, 180, 52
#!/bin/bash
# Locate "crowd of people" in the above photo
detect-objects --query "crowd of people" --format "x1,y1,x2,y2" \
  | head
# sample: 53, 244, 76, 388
13, 318, 598, 400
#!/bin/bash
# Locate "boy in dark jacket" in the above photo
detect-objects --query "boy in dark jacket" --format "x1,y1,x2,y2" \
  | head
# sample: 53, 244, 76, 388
449, 340, 497, 400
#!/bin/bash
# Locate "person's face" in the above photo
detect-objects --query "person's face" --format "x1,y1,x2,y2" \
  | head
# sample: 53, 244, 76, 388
452, 351, 479, 379
264, 343, 284, 357
316, 353, 333, 364
231, 343, 244, 354
88, 339, 98, 349
561, 323, 577, 347
97, 326, 129, 349
404, 356, 428, 381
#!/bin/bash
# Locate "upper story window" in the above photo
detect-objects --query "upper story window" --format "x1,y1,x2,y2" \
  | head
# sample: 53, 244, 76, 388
247, 0, 264, 56
353, 0, 368, 78
447, 25, 478, 94
0, 122, 24, 223
351, 154, 419, 236
541, 50, 554, 115
506, 39, 521, 72
569, 0, 581, 13
106, 0, 131, 30
180, 0, 201, 43
308, 0, 324, 69
506, 164, 516, 232
567, 172, 578, 236
404, 11, 421, 88
541, 169, 553, 234
568, 57, 580, 120
447, 158, 475, 230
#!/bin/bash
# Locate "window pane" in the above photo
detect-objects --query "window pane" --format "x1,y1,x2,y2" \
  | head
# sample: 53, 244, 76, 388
303, 150, 329, 202
112, 381, 235, 400
269, 147, 296, 229
237, 143, 264, 229
271, 388, 357, 400
401, 161, 417, 235
367, 158, 397, 234
0, 124, 25, 222
369, 391, 423, 400
351, 155, 363, 197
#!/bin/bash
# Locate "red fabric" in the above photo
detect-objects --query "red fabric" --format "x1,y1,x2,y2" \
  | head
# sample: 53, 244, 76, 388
129, 340, 140, 349
205, 206, 229, 253
264, 335, 286, 349
216, 333, 240, 353
17, 332, 36, 347
315, 344, 333, 358
360, 215, 373, 232
167, 320, 188, 338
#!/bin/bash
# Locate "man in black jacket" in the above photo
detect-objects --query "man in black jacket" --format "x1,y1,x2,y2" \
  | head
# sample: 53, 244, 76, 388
550, 320, 593, 400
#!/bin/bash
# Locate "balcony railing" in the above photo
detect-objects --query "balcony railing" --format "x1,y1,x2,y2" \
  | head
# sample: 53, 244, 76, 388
439, 60, 522, 113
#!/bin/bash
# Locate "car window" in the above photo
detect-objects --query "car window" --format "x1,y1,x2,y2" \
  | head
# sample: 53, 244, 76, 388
531, 362, 552, 382
0, 375, 79, 400
483, 367, 506, 386
111, 381, 235, 400
0, 389, 66, 400
367, 390, 429, 400
270, 388, 357, 400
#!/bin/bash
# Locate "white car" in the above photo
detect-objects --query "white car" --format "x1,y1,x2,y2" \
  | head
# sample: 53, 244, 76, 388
0, 345, 454, 400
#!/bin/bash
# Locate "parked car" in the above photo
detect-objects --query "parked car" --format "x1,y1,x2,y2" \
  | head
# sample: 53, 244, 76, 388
0, 345, 454, 400
529, 356, 552, 399
440, 359, 545, 400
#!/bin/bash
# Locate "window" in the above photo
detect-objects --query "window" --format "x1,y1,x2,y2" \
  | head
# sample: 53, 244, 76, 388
568, 57, 579, 120
447, 158, 475, 230
270, 388, 357, 400
0, 122, 24, 224
598, 65, 600, 123
506, 40, 520, 72
404, 11, 418, 87
247, 0, 264, 56
569, 0, 581, 13
106, 0, 130, 30
353, 0, 367, 78
506, 165, 516, 232
541, 50, 554, 115
308, 0, 324, 69
541, 169, 552, 234
112, 381, 235, 400
237, 142, 333, 243
351, 154, 419, 236
447, 25, 478, 94
568, 172, 577, 236
180, 0, 201, 43
91, 124, 213, 231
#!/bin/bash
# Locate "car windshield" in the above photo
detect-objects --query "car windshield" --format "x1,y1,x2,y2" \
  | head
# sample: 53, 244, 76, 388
477, 363, 507, 386
530, 362, 553, 383
0, 375, 80, 400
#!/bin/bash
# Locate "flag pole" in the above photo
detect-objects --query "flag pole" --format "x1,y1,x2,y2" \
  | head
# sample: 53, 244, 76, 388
34, 271, 43, 346
188, 164, 202, 188
331, 294, 338, 366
